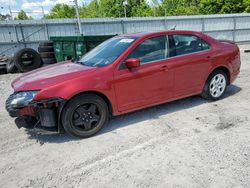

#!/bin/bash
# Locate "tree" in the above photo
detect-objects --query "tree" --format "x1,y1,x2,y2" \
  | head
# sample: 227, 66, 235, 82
80, 0, 99, 18
159, 0, 200, 16
46, 0, 250, 19
80, 0, 152, 18
127, 0, 153, 17
44, 4, 76, 19
244, 0, 250, 12
199, 0, 246, 14
15, 10, 32, 20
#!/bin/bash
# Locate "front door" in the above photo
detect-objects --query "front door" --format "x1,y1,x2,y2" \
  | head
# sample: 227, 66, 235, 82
113, 35, 174, 112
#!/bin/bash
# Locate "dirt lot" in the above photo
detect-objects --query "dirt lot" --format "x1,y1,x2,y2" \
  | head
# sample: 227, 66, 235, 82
0, 45, 250, 188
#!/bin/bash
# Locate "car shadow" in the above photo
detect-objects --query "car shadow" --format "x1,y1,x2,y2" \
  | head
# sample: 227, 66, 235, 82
22, 85, 241, 144
102, 84, 242, 134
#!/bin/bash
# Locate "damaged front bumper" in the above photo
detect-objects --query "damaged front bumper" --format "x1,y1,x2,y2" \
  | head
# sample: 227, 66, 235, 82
6, 93, 66, 131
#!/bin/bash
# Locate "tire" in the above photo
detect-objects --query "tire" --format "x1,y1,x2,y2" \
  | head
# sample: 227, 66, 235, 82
39, 52, 55, 58
14, 48, 42, 72
201, 70, 228, 100
39, 41, 53, 47
38, 46, 54, 53
6, 59, 18, 73
62, 94, 109, 138
42, 58, 57, 65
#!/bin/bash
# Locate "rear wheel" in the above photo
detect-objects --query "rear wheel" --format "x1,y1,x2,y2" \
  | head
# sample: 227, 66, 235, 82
62, 94, 109, 138
201, 70, 228, 100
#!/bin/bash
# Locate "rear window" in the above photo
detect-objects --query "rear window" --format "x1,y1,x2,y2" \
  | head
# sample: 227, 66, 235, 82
169, 35, 210, 57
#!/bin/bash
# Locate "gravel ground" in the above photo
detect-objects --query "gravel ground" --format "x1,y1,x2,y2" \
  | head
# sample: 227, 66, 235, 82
0, 45, 250, 188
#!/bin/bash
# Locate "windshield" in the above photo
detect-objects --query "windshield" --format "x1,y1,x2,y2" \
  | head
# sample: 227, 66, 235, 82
77, 37, 137, 67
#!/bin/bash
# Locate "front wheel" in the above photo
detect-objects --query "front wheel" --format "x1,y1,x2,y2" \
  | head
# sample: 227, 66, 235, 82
61, 94, 109, 138
201, 70, 228, 100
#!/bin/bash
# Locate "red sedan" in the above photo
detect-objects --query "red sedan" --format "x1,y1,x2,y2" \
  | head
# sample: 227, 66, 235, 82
6, 30, 241, 138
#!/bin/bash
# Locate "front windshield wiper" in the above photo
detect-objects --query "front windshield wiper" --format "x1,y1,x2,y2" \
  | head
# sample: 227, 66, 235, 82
75, 60, 96, 67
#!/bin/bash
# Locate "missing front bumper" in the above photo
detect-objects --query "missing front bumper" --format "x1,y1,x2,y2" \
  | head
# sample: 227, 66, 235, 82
39, 108, 57, 128
6, 95, 66, 132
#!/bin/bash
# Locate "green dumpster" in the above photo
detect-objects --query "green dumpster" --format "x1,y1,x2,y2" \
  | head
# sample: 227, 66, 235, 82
50, 35, 115, 62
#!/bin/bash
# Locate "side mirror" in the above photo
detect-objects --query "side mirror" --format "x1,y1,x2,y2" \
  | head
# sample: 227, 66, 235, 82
124, 58, 140, 69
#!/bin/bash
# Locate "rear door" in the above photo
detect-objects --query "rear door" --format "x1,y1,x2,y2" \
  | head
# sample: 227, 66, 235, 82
168, 34, 212, 97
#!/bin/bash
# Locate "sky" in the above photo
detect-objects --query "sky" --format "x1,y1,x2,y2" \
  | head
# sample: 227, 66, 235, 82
0, 0, 154, 19
0, 0, 90, 19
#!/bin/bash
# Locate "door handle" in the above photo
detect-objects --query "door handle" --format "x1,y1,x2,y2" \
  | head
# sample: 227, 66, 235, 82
160, 65, 168, 71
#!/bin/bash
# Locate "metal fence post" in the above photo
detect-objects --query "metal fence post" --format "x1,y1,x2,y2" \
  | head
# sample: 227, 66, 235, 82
19, 23, 26, 48
121, 19, 125, 34
44, 22, 49, 40
201, 17, 205, 32
164, 17, 168, 30
233, 16, 236, 41
14, 25, 19, 43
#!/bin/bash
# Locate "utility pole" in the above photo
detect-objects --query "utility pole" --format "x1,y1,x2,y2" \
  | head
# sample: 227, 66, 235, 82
123, 0, 128, 18
8, 6, 13, 20
124, 6, 126, 18
41, 6, 45, 17
74, 0, 83, 36
41, 5, 49, 39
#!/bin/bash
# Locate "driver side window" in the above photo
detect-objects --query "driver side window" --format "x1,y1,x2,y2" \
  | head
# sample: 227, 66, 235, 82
127, 36, 167, 64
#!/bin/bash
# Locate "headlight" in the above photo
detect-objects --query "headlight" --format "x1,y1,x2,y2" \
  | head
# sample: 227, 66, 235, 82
10, 91, 38, 108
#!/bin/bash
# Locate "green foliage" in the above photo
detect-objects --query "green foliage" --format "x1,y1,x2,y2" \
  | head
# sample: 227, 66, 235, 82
159, 0, 200, 16
244, 0, 250, 12
199, 0, 246, 14
80, 0, 152, 18
45, 0, 250, 19
44, 4, 76, 19
80, 0, 99, 18
128, 0, 153, 17
15, 10, 32, 20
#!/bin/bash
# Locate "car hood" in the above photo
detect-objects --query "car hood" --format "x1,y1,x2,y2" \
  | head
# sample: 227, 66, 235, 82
12, 61, 97, 91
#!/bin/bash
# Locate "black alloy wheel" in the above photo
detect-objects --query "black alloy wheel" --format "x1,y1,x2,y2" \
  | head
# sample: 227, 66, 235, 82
62, 94, 109, 138
72, 103, 101, 132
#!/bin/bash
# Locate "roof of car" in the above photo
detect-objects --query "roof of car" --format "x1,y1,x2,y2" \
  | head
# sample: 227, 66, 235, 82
120, 30, 203, 38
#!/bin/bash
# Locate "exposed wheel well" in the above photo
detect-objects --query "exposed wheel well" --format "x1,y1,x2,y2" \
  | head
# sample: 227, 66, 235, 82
67, 91, 113, 115
210, 66, 230, 85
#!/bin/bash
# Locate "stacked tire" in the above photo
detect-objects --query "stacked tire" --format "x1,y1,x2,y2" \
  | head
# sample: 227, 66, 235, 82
38, 41, 57, 66
14, 48, 42, 73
